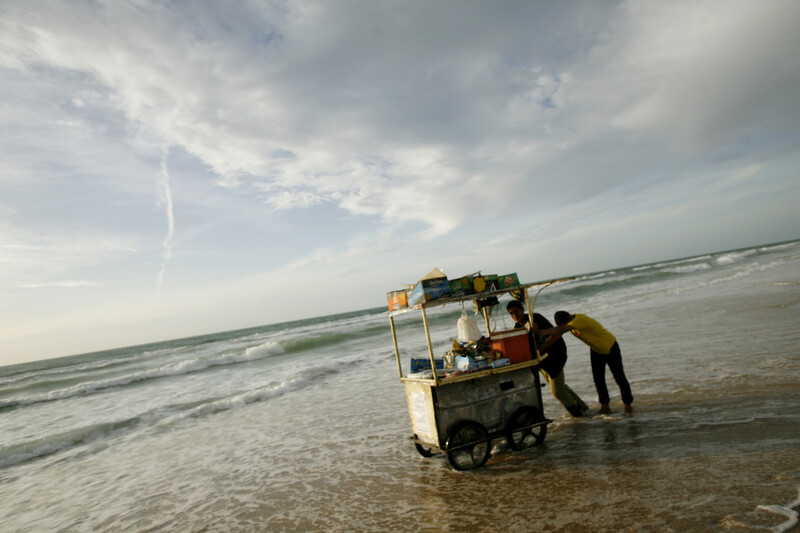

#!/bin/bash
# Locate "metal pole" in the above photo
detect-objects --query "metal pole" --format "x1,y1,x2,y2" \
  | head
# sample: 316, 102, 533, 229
389, 315, 403, 379
421, 306, 439, 385
523, 288, 542, 362
530, 281, 554, 315
482, 306, 491, 335
527, 281, 559, 364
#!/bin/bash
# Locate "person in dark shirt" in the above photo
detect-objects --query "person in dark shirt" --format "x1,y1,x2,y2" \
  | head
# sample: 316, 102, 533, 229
506, 300, 588, 417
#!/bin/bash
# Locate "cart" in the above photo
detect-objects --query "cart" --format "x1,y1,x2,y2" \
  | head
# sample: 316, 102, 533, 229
388, 277, 573, 470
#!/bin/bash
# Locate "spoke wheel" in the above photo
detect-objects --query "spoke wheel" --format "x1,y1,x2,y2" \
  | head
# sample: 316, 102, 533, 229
506, 406, 547, 451
445, 421, 491, 471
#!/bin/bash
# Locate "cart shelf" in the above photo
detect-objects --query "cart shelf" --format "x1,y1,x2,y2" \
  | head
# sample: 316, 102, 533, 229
400, 359, 541, 386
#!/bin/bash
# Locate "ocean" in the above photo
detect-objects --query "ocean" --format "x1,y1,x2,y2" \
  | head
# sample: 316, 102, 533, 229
1, 240, 799, 532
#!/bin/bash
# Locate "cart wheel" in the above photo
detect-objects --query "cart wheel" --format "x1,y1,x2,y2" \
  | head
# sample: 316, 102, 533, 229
506, 406, 547, 451
445, 421, 491, 471
414, 442, 436, 457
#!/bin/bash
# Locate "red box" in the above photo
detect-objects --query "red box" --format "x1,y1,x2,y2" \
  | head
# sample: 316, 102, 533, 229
490, 328, 532, 363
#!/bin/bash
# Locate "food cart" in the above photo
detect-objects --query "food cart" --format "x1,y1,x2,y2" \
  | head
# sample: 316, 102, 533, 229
387, 275, 573, 470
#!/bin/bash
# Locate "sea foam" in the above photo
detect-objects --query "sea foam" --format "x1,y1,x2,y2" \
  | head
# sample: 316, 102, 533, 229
0, 363, 341, 469
0, 343, 287, 410
716, 249, 757, 265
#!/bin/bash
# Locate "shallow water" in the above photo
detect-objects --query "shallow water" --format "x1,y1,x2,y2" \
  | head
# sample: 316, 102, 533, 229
1, 241, 799, 532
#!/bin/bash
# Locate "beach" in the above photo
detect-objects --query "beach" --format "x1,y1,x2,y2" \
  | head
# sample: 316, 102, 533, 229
1, 240, 799, 532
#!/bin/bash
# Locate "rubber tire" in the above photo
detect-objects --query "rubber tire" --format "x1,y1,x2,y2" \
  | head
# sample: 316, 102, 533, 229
445, 421, 491, 471
506, 406, 547, 451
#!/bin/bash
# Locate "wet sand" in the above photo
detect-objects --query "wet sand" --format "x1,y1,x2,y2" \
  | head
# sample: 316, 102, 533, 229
228, 391, 800, 532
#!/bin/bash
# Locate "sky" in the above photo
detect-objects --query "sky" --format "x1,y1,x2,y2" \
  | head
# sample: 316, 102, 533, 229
1, 0, 799, 366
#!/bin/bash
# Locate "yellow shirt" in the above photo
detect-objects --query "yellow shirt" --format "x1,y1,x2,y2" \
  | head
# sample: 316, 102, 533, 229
568, 314, 616, 354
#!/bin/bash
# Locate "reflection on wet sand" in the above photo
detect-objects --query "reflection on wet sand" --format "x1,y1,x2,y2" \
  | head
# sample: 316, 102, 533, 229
394, 393, 800, 532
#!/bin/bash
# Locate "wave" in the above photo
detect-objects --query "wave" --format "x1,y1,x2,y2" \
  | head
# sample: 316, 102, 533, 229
0, 343, 286, 412
280, 323, 389, 354
0, 352, 151, 387
664, 262, 713, 274
588, 256, 792, 313
564, 241, 794, 298
722, 483, 800, 533
759, 241, 798, 253
632, 255, 713, 272
155, 365, 342, 427
0, 359, 360, 469
542, 249, 779, 303
0, 342, 202, 389
578, 271, 618, 280
271, 312, 388, 342
548, 271, 665, 301
243, 340, 283, 358
0, 416, 147, 469
0, 356, 135, 388
716, 249, 758, 265
0, 326, 382, 412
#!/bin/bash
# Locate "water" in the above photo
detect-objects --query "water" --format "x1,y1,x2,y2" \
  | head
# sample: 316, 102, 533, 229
1, 240, 799, 532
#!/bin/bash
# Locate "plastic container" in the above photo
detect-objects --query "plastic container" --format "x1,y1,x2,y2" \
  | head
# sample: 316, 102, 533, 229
490, 328, 531, 363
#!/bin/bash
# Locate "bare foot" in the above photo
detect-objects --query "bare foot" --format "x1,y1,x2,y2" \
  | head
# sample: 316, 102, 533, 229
599, 403, 611, 415
624, 403, 634, 414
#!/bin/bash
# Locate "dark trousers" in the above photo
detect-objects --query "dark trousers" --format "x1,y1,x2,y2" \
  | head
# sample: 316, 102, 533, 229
590, 341, 633, 405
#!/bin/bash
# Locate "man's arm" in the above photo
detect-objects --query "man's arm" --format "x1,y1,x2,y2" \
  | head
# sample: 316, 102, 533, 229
531, 323, 573, 336
536, 328, 565, 353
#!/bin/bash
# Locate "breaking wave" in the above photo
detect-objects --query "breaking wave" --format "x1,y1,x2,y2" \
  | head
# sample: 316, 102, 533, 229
664, 262, 713, 274
716, 249, 758, 265
0, 354, 142, 388
0, 342, 286, 411
0, 362, 348, 469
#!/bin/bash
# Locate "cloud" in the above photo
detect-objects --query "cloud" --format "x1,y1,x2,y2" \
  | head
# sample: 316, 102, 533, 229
255, 184, 325, 210
2, 0, 798, 247
0, 1, 590, 236
0, 226, 141, 285
156, 147, 175, 293
606, 0, 800, 149
2, 0, 800, 363
19, 281, 106, 289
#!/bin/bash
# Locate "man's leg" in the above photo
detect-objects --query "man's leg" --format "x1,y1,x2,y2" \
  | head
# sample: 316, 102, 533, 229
545, 369, 586, 417
590, 350, 611, 413
606, 342, 633, 410
568, 383, 589, 413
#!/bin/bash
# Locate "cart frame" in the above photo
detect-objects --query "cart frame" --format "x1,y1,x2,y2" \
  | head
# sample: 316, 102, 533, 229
388, 276, 574, 470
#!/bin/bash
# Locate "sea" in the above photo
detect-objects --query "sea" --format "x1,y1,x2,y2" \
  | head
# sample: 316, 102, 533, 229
1, 239, 799, 532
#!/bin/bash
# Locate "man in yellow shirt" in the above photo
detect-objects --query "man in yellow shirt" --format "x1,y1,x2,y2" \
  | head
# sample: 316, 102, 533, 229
536, 311, 633, 415
506, 301, 589, 417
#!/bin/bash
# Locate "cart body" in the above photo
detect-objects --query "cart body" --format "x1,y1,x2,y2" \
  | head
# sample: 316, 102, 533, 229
388, 277, 573, 469
404, 364, 542, 450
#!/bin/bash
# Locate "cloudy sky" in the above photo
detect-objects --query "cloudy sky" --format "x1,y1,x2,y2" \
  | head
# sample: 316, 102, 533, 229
2, 0, 799, 365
